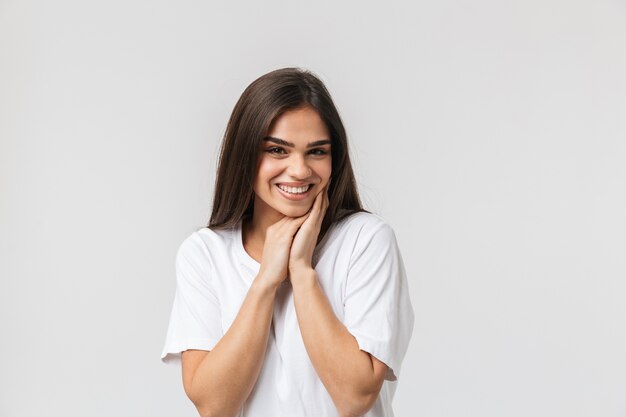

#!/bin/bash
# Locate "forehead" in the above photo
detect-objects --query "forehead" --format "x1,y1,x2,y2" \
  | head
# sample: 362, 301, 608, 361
267, 106, 330, 144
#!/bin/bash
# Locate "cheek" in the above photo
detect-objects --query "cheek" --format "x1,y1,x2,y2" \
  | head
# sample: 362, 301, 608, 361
256, 158, 279, 179
315, 160, 332, 182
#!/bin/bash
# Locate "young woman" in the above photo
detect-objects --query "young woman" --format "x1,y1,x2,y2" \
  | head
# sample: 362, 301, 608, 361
161, 67, 414, 417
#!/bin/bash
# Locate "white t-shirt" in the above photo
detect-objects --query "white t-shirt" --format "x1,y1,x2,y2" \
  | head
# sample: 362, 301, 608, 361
161, 212, 415, 417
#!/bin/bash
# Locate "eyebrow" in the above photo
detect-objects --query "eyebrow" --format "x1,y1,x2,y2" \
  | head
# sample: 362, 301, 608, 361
263, 136, 331, 148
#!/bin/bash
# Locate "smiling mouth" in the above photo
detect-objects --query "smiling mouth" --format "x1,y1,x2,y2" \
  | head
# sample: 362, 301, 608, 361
276, 184, 313, 195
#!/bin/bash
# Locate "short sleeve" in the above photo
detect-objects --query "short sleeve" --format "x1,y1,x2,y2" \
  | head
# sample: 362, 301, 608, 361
343, 221, 415, 381
160, 233, 223, 365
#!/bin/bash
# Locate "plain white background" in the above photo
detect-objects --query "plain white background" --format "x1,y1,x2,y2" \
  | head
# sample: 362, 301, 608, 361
1, 0, 625, 416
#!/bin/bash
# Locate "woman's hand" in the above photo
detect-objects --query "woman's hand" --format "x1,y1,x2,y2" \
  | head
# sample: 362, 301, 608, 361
289, 186, 329, 274
257, 215, 309, 289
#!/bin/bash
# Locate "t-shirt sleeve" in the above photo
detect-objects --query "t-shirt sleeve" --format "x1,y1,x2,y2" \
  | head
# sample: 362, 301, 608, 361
343, 221, 415, 381
160, 233, 223, 366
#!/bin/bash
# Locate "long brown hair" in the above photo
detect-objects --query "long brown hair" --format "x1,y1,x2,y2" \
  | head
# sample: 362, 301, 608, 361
208, 67, 367, 239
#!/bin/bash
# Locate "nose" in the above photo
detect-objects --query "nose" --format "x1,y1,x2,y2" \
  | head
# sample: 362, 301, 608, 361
287, 154, 312, 179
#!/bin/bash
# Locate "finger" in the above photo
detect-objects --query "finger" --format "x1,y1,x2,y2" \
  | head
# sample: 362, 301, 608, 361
285, 212, 309, 233
309, 190, 323, 218
278, 213, 306, 231
272, 216, 290, 227
317, 193, 329, 229
318, 186, 328, 211
268, 216, 292, 235
305, 192, 326, 230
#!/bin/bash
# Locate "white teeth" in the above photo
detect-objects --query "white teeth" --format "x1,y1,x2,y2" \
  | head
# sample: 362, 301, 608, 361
278, 184, 310, 194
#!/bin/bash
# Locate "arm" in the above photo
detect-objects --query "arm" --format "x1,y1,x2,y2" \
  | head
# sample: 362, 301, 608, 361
182, 277, 277, 417
182, 216, 309, 417
288, 189, 388, 417
291, 268, 388, 417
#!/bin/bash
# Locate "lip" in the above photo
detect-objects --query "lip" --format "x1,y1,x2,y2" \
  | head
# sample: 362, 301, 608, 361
276, 182, 313, 187
275, 184, 313, 201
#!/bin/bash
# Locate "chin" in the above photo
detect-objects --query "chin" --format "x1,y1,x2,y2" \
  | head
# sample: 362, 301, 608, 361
278, 203, 312, 218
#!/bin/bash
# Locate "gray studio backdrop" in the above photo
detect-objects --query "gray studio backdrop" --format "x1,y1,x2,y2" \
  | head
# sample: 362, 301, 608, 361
1, 0, 625, 416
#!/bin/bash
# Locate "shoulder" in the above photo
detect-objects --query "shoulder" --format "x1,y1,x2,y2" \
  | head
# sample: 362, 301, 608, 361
325, 212, 398, 260
332, 211, 396, 242
176, 226, 237, 269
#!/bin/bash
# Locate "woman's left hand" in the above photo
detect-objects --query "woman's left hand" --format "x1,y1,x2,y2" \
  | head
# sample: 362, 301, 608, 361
289, 186, 329, 273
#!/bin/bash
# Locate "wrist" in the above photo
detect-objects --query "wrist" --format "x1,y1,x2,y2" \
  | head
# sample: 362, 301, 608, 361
289, 260, 313, 274
289, 265, 316, 283
251, 273, 280, 294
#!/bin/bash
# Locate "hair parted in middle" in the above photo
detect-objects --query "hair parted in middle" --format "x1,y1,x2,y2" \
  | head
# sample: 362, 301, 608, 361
209, 67, 367, 240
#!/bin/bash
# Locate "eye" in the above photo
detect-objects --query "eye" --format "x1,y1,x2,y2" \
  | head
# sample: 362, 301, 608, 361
266, 147, 286, 155
309, 148, 329, 156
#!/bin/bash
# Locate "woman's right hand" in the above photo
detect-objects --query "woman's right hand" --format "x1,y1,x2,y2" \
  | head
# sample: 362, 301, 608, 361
256, 215, 309, 289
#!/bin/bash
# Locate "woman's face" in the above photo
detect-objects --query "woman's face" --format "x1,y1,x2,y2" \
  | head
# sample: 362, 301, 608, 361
252, 105, 332, 221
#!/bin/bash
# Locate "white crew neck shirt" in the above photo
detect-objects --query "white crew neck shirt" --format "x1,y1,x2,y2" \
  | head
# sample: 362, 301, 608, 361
161, 212, 415, 417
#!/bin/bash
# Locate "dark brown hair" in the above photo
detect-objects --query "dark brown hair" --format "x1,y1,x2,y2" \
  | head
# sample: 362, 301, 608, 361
208, 67, 367, 239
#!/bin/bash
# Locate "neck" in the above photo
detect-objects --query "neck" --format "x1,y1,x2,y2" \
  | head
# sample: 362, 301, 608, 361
244, 197, 284, 244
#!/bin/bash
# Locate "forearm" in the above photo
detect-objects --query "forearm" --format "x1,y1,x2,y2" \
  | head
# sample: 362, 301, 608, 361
187, 277, 277, 417
291, 268, 379, 417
